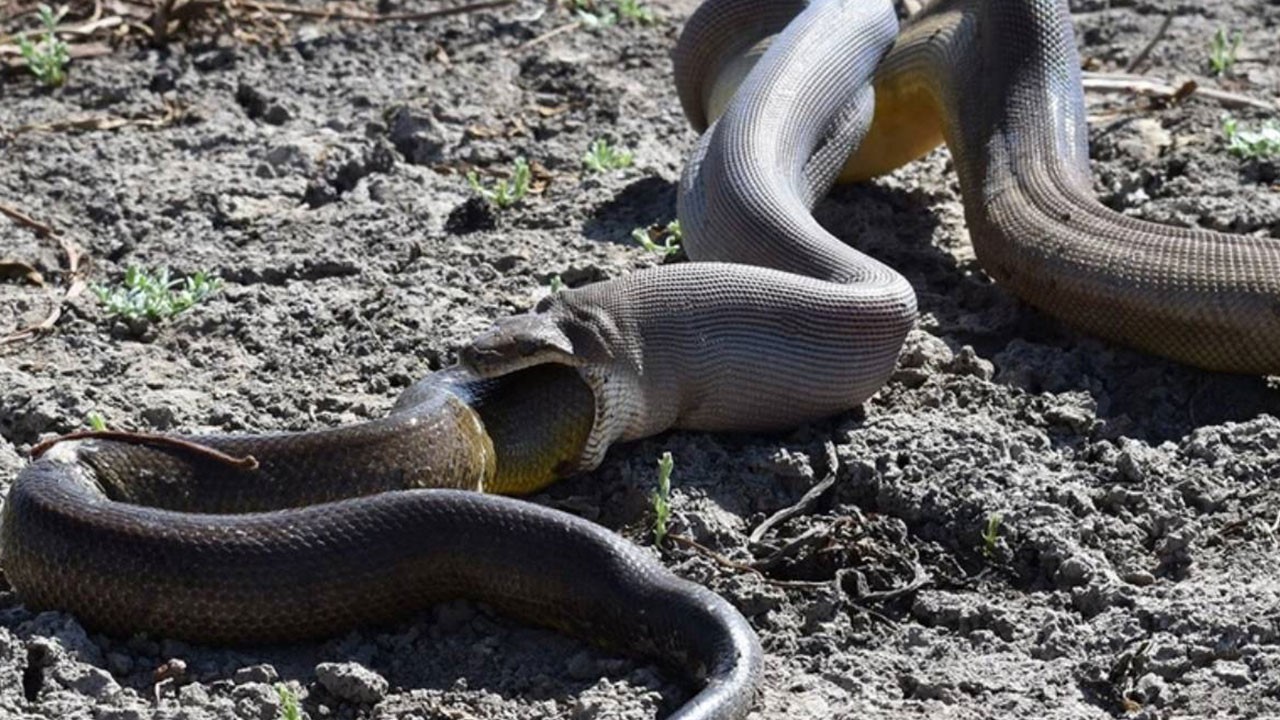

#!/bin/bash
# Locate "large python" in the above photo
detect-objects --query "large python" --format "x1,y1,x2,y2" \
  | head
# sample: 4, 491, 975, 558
4, 1, 1279, 719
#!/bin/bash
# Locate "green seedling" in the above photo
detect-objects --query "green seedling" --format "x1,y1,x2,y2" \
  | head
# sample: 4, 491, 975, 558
583, 139, 634, 173
1208, 28, 1243, 76
93, 266, 223, 322
570, 0, 616, 28
86, 412, 107, 431
981, 512, 1003, 559
275, 683, 302, 720
614, 0, 654, 25
569, 0, 652, 26
18, 4, 70, 87
631, 219, 682, 257
1222, 115, 1280, 159
467, 157, 531, 209
652, 451, 674, 547
548, 274, 565, 293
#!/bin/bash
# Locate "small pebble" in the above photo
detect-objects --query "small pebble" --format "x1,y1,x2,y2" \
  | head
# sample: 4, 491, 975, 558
234, 664, 279, 685
315, 661, 388, 704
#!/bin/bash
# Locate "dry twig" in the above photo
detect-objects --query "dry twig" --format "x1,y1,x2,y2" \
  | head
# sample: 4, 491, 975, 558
518, 20, 579, 50
1082, 71, 1279, 113
748, 471, 838, 546
3, 101, 184, 138
1124, 11, 1174, 74
0, 207, 87, 347
0, 202, 57, 237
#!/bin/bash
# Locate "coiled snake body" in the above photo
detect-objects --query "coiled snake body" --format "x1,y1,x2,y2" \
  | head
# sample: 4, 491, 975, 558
4, 1, 1278, 719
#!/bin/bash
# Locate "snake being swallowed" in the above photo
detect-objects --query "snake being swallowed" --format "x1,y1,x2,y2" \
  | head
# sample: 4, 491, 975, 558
4, 1, 1279, 719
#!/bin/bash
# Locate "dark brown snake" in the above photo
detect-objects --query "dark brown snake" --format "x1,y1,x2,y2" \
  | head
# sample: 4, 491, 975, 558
4, 0, 1277, 718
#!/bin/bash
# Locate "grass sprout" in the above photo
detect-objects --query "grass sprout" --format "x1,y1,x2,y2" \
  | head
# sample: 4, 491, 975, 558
652, 451, 674, 546
583, 139, 634, 173
548, 275, 565, 293
19, 4, 70, 87
631, 219, 682, 256
1208, 28, 1243, 76
275, 683, 302, 720
93, 266, 223, 322
614, 0, 654, 25
467, 157, 531, 209
570, 0, 616, 28
981, 512, 1003, 559
86, 412, 107, 431
1222, 115, 1280, 159
570, 0, 653, 26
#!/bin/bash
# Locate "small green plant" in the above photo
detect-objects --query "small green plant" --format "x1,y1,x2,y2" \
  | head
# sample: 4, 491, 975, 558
86, 412, 107, 431
569, 0, 652, 26
631, 219, 682, 257
652, 451, 674, 546
18, 4, 70, 88
93, 266, 223, 322
548, 274, 565, 293
570, 0, 616, 28
614, 0, 654, 25
583, 139, 634, 173
275, 683, 302, 720
981, 512, 1003, 559
1208, 28, 1243, 76
1222, 115, 1280, 159
467, 157, 531, 209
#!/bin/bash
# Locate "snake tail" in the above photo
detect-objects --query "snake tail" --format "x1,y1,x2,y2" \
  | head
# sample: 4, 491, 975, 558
1, 366, 762, 719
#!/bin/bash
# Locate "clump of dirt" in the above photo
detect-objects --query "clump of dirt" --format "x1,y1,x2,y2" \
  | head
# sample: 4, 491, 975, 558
1, 0, 1278, 718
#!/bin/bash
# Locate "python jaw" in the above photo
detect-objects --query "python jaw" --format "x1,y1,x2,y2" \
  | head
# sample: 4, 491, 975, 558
461, 313, 579, 378
460, 295, 617, 379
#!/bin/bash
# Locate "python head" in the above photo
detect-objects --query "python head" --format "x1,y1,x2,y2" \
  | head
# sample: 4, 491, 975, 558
460, 293, 619, 380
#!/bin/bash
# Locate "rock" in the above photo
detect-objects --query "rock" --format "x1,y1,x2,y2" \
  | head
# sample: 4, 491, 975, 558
570, 694, 628, 720
315, 662, 387, 704
265, 142, 319, 172
233, 664, 279, 685
386, 106, 448, 165
1118, 118, 1172, 163
263, 104, 292, 126
445, 196, 497, 234
141, 405, 177, 431
179, 681, 211, 705
948, 345, 994, 380
193, 47, 236, 71
1135, 673, 1168, 705
1213, 660, 1251, 688
21, 613, 103, 665
232, 682, 280, 720
235, 83, 276, 122
1123, 570, 1156, 587
1055, 554, 1093, 587
95, 707, 148, 720
898, 331, 954, 370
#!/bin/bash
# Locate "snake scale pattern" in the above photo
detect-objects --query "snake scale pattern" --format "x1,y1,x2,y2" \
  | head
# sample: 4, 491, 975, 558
4, 1, 1277, 718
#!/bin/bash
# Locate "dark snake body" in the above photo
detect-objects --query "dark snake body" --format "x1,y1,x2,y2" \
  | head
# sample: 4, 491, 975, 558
5, 1, 1278, 719
2, 367, 761, 720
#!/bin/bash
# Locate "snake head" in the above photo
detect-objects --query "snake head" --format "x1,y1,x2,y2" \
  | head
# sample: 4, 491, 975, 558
460, 297, 615, 379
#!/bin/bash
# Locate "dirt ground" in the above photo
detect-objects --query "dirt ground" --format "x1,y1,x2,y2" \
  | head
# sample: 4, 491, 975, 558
2, 0, 1280, 718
